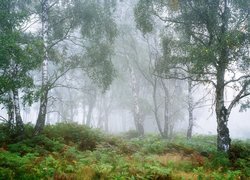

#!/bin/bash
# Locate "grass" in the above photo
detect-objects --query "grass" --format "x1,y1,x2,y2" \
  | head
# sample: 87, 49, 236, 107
0, 122, 249, 179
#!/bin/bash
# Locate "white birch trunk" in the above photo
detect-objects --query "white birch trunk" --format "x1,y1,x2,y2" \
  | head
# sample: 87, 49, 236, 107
13, 89, 24, 135
216, 0, 231, 152
34, 0, 49, 135
187, 79, 194, 139
128, 62, 144, 136
161, 79, 170, 138
152, 78, 164, 136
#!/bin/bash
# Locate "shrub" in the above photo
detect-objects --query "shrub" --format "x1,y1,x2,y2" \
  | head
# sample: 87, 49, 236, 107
8, 135, 64, 155
230, 141, 250, 177
43, 123, 103, 151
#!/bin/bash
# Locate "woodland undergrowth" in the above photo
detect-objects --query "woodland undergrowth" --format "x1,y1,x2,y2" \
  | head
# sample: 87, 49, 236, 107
0, 123, 249, 179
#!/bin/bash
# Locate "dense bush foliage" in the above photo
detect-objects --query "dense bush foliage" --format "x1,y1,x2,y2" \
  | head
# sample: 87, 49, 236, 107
0, 123, 249, 179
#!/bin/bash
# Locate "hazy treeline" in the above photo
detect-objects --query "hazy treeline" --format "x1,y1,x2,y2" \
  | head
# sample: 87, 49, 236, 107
0, 0, 249, 152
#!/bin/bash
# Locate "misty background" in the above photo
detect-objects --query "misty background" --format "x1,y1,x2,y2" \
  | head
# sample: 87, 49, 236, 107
1, 0, 249, 140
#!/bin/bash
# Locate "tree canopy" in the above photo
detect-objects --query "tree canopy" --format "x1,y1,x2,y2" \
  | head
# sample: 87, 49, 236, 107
135, 0, 250, 151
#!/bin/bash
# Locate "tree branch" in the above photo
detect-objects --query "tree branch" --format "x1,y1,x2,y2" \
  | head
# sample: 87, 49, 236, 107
227, 80, 250, 115
225, 75, 250, 86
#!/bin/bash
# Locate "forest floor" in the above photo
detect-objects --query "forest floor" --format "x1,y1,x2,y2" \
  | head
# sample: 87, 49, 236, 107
0, 123, 249, 179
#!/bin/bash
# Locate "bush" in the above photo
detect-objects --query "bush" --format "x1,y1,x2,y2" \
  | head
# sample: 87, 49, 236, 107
8, 135, 64, 155
43, 123, 104, 151
229, 141, 250, 176
0, 123, 11, 146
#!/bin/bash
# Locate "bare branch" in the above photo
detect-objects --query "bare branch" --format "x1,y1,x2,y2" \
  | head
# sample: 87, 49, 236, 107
227, 80, 250, 115
225, 75, 250, 86
153, 72, 217, 87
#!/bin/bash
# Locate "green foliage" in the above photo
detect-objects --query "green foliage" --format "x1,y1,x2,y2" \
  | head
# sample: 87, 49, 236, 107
43, 122, 103, 151
0, 0, 43, 111
70, 0, 118, 91
0, 123, 10, 145
0, 124, 250, 179
130, 135, 168, 154
173, 134, 217, 152
84, 42, 116, 91
207, 152, 231, 170
229, 140, 250, 176
122, 130, 141, 139
0, 151, 39, 179
134, 0, 154, 34
8, 135, 64, 155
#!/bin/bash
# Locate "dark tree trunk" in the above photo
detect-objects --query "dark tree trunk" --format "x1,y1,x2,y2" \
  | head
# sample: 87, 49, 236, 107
216, 0, 231, 152
216, 69, 231, 152
34, 88, 48, 135
7, 92, 15, 131
216, 105, 230, 152
34, 0, 49, 135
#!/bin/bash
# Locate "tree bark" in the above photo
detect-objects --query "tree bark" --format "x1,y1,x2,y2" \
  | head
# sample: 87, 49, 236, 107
86, 91, 96, 126
82, 103, 86, 124
216, 0, 231, 152
187, 79, 194, 139
216, 68, 231, 152
34, 88, 48, 135
161, 79, 170, 138
104, 107, 109, 132
128, 64, 144, 136
152, 78, 164, 137
34, 0, 49, 135
12, 89, 24, 136
7, 92, 15, 131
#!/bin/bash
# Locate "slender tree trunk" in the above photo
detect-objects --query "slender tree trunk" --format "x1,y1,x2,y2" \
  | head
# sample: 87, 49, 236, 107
34, 0, 49, 135
86, 92, 96, 126
152, 78, 164, 136
216, 0, 231, 152
86, 103, 94, 126
128, 63, 144, 136
69, 89, 74, 122
161, 79, 170, 138
7, 92, 15, 131
97, 96, 104, 128
187, 79, 194, 139
34, 89, 48, 135
82, 103, 86, 124
12, 89, 24, 136
216, 84, 230, 151
216, 68, 230, 152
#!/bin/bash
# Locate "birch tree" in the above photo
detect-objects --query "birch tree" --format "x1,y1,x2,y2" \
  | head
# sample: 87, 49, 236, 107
33, 0, 117, 134
0, 0, 42, 137
135, 0, 250, 152
34, 0, 49, 135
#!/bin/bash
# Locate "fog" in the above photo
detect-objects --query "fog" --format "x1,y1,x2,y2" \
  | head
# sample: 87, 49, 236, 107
1, 0, 249, 142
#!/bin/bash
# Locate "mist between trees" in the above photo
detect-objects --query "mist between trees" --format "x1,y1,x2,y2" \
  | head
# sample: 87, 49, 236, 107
0, 0, 249, 153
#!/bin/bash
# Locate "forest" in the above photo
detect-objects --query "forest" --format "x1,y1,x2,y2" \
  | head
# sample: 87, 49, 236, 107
0, 0, 250, 179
